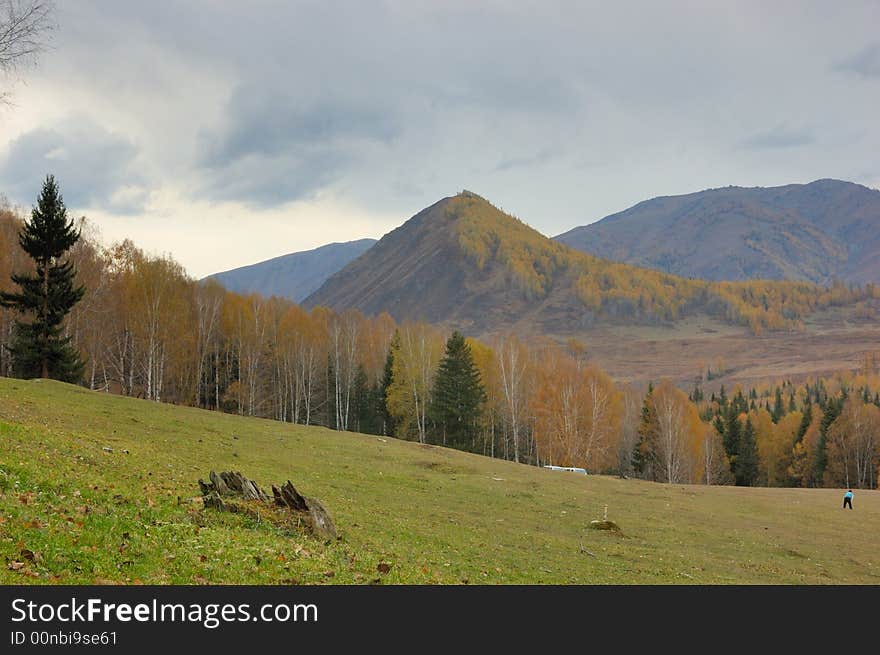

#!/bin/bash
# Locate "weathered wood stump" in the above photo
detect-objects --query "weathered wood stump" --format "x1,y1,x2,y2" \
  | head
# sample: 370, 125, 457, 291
271, 481, 337, 541
199, 471, 268, 506
198, 471, 337, 540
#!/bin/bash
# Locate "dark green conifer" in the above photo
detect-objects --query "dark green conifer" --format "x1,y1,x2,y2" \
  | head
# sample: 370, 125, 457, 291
633, 386, 659, 481
722, 406, 741, 463
795, 402, 812, 443
429, 331, 486, 451
0, 176, 85, 382
772, 387, 784, 423
813, 397, 841, 484
735, 416, 759, 486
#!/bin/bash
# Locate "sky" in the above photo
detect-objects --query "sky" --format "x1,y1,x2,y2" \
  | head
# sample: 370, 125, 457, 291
1, 1, 879, 279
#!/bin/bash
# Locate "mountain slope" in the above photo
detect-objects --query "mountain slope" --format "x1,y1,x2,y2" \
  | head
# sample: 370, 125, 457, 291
207, 239, 376, 302
304, 191, 873, 335
303, 192, 575, 331
555, 179, 880, 284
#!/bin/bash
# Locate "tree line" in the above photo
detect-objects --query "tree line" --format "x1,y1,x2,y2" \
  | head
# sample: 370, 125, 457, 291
676, 367, 880, 489
2, 178, 879, 489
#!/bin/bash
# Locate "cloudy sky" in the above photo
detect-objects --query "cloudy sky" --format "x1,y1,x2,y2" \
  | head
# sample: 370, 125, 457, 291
1, 1, 879, 278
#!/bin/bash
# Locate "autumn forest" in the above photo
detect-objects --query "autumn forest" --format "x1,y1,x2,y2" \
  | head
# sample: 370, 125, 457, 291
2, 183, 879, 492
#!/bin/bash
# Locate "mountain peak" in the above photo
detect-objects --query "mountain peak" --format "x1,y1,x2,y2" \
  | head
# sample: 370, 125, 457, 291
556, 179, 880, 284
305, 192, 869, 336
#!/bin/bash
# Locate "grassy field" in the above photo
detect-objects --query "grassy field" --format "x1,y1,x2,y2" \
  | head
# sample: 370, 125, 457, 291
1, 378, 878, 585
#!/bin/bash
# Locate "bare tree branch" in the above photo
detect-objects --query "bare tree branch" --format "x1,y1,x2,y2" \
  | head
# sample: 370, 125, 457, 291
0, 0, 54, 103
0, 0, 54, 71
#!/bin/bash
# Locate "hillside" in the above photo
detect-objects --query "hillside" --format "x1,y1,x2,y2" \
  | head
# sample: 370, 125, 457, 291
303, 192, 571, 331
206, 239, 376, 302
2, 378, 879, 584
556, 179, 880, 285
304, 191, 875, 335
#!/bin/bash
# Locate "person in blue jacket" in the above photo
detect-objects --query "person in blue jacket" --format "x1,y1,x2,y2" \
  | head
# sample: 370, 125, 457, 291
843, 489, 853, 509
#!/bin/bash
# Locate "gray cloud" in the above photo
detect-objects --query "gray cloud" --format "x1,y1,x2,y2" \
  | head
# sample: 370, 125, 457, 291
836, 43, 880, 78
199, 85, 398, 167
3, 1, 880, 275
197, 148, 350, 208
194, 84, 399, 205
0, 115, 147, 213
743, 126, 815, 150
493, 149, 556, 174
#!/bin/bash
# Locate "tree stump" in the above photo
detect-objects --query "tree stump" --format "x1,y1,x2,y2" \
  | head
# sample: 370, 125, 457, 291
271, 481, 337, 541
198, 471, 337, 541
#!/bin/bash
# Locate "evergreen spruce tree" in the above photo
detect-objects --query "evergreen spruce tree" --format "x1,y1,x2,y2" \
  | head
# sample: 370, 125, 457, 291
722, 406, 741, 466
429, 331, 486, 451
819, 397, 840, 440
813, 396, 841, 484
634, 386, 659, 481
733, 390, 747, 415
771, 387, 784, 423
0, 176, 84, 382
735, 416, 759, 486
813, 431, 828, 486
795, 402, 812, 443
351, 365, 382, 435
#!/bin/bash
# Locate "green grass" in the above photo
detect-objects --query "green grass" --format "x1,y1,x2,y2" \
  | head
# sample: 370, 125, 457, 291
1, 379, 878, 584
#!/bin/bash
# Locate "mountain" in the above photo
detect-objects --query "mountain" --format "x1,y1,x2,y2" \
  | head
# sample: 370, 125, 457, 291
304, 191, 869, 335
206, 238, 376, 302
305, 192, 566, 331
555, 179, 880, 285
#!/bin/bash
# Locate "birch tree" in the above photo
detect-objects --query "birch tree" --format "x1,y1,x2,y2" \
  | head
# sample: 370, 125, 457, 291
827, 399, 880, 488
194, 279, 224, 407
651, 380, 703, 483
386, 322, 442, 443
497, 334, 529, 462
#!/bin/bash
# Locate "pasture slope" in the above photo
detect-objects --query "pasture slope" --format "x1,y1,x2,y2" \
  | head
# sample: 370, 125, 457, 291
1, 379, 878, 584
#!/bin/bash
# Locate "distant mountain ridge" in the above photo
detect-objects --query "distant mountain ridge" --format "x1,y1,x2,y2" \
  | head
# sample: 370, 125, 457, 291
304, 191, 869, 336
555, 179, 880, 285
206, 238, 376, 302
